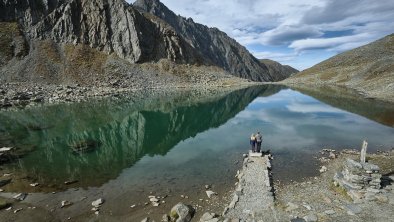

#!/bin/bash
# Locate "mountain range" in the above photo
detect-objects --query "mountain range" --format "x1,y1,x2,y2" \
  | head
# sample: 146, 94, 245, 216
0, 0, 297, 87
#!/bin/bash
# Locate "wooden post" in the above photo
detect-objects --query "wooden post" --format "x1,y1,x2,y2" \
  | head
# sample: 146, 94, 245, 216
360, 140, 368, 164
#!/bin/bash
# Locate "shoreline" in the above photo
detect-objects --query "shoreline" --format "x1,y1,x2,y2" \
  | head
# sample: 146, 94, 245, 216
0, 146, 393, 221
0, 80, 260, 110
278, 81, 394, 104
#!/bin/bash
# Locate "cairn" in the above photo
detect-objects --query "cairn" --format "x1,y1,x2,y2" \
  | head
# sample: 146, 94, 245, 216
334, 140, 383, 201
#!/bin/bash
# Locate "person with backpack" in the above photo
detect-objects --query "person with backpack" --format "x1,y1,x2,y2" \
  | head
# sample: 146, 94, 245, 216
255, 131, 262, 153
250, 133, 256, 152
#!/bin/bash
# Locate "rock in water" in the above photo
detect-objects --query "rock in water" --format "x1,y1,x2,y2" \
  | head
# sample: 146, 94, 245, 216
319, 166, 327, 173
13, 193, 27, 201
170, 202, 194, 222
61, 200, 73, 208
0, 179, 11, 187
0, 147, 13, 152
91, 198, 104, 207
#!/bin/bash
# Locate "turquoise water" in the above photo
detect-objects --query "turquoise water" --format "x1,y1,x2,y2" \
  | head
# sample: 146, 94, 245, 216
0, 85, 393, 190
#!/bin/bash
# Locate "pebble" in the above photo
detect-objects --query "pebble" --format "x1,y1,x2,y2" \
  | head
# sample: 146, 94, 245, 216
64, 180, 78, 185
206, 190, 217, 198
319, 166, 327, 173
13, 193, 27, 201
303, 214, 318, 222
29, 183, 39, 187
61, 200, 73, 208
345, 204, 362, 215
149, 197, 159, 202
376, 194, 389, 203
324, 209, 336, 215
285, 202, 299, 212
91, 198, 104, 207
13, 208, 23, 213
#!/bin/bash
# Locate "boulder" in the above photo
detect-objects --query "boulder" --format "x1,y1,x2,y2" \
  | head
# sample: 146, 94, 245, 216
170, 202, 194, 222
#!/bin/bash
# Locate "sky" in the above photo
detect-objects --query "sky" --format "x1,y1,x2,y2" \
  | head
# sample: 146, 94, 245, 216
128, 0, 394, 70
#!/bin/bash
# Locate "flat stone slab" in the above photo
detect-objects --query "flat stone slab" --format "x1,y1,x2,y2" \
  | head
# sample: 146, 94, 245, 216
248, 150, 262, 157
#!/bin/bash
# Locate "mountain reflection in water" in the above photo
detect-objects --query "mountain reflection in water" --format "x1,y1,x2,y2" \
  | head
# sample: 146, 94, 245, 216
0, 85, 282, 187
0, 84, 393, 188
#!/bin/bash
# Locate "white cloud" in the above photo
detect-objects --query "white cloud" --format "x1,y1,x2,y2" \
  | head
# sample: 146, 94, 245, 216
128, 0, 394, 69
286, 103, 343, 113
289, 33, 372, 52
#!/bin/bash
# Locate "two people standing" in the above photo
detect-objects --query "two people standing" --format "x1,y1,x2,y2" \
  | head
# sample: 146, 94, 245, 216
250, 131, 262, 153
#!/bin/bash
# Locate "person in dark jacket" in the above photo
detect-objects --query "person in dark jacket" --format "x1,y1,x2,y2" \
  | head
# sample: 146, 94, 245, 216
255, 132, 262, 153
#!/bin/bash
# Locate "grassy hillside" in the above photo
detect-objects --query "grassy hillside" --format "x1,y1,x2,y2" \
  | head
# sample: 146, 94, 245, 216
285, 34, 394, 102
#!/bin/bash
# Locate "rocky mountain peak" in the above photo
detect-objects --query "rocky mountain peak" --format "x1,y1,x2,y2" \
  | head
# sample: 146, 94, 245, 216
1, 0, 292, 83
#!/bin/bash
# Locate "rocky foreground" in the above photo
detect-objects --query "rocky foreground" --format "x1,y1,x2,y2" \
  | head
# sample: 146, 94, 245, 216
139, 148, 394, 222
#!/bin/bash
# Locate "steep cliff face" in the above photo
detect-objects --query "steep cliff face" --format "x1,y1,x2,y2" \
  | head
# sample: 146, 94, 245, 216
0, 0, 289, 84
1, 0, 199, 64
134, 0, 279, 81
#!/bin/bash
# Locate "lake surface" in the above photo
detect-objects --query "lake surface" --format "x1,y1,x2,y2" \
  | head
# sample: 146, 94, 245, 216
1, 85, 394, 192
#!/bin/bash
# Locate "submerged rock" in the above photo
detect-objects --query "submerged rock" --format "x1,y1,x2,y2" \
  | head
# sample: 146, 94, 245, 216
0, 179, 11, 187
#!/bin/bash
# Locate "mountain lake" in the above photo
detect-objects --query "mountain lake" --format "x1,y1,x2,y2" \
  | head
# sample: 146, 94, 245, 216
0, 85, 393, 221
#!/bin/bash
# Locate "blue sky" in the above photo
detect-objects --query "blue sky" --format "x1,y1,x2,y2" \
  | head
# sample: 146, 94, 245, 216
128, 0, 394, 70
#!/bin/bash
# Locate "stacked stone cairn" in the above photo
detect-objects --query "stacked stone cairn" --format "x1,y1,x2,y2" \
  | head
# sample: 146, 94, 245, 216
334, 158, 382, 200
334, 140, 384, 201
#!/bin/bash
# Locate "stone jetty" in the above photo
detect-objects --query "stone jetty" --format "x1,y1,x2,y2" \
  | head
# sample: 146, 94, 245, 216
223, 152, 277, 221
